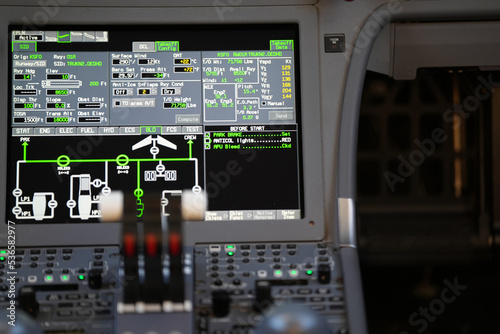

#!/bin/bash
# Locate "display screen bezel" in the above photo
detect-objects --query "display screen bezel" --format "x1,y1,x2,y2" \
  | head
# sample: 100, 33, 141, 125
0, 5, 325, 245
7, 24, 304, 224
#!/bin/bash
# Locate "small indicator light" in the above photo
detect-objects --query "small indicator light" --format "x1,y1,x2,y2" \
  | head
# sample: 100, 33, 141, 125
306, 270, 313, 275
227, 251, 234, 256
78, 275, 85, 280
61, 275, 69, 281
0, 257, 5, 262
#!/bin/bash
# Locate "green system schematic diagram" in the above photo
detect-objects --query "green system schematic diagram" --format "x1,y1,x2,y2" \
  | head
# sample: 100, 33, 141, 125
9, 133, 202, 223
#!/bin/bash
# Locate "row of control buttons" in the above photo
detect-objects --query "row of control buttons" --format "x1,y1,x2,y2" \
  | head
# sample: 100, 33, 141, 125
15, 248, 105, 255
212, 244, 327, 251
208, 244, 331, 261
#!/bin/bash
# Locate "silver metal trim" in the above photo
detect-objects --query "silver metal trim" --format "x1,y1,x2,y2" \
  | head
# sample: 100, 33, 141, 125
338, 197, 356, 248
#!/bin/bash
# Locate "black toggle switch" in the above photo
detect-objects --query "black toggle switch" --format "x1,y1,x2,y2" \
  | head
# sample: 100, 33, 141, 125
212, 290, 231, 318
318, 264, 331, 284
254, 280, 273, 312
88, 269, 103, 289
19, 286, 39, 317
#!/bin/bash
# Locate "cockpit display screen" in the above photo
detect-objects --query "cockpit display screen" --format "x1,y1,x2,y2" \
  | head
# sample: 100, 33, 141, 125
7, 25, 302, 223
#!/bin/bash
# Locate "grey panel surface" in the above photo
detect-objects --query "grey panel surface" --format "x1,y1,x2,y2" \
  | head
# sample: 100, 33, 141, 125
0, 0, 317, 6
394, 21, 500, 80
316, 0, 392, 244
366, 23, 393, 77
340, 247, 368, 334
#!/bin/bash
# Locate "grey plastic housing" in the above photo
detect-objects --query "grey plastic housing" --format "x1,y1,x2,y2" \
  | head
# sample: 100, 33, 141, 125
368, 21, 500, 80
338, 0, 500, 203
0, 5, 325, 247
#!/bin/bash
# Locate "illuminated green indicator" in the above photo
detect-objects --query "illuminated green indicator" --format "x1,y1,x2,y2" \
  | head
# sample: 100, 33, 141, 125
290, 270, 298, 275
226, 245, 235, 249
156, 41, 179, 52
67, 61, 103, 67
62, 275, 69, 281
45, 275, 53, 282
57, 31, 71, 43
227, 251, 234, 256
270, 40, 294, 51
0, 251, 6, 254
275, 270, 282, 275
306, 270, 313, 275
12, 41, 37, 52
15, 74, 32, 80
0, 257, 5, 261
140, 126, 161, 135
163, 102, 186, 109
78, 275, 85, 280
